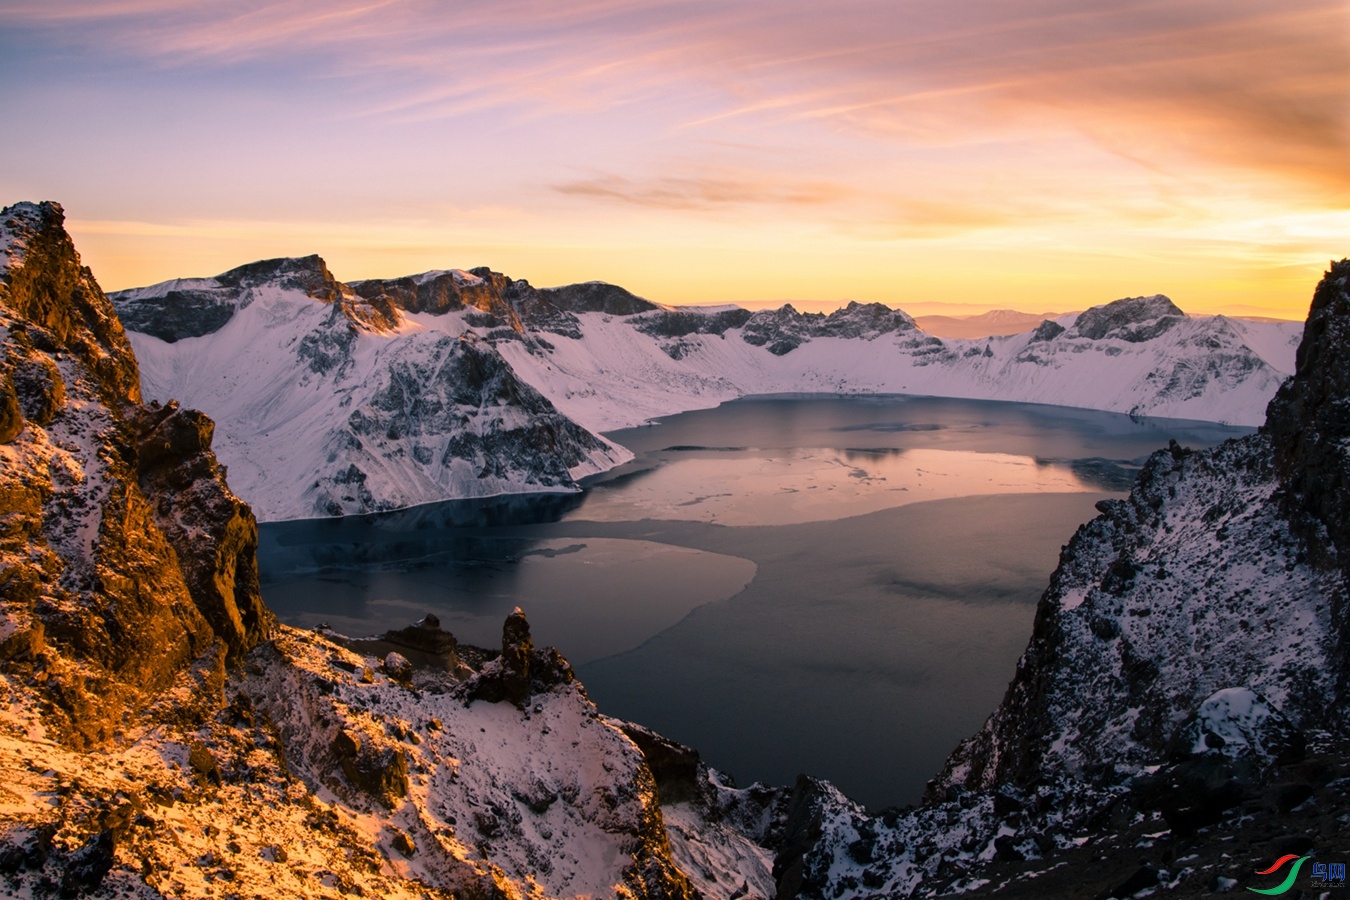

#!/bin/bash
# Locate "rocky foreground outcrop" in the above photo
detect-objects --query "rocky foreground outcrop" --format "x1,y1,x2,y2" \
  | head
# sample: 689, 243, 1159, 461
0, 201, 271, 749
771, 264, 1350, 898
0, 201, 775, 899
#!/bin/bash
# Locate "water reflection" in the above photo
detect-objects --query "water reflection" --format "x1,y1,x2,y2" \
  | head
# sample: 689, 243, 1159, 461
566, 446, 1094, 526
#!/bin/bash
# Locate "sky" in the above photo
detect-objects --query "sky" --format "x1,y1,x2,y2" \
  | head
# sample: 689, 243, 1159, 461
1, 1, 1347, 318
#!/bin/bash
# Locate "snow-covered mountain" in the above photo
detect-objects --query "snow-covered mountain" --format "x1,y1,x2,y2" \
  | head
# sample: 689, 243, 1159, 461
112, 257, 1299, 520
913, 308, 1069, 338
112, 259, 630, 521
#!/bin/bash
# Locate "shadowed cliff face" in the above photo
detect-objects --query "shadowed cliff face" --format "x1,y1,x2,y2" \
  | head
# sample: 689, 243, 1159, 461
929, 262, 1350, 799
0, 201, 272, 747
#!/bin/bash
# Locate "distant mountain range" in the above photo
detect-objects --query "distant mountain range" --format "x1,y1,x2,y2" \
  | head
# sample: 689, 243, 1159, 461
110, 257, 1300, 521
914, 308, 1070, 338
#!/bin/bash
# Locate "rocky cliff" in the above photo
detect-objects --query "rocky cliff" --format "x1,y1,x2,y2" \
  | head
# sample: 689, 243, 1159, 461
0, 201, 272, 750
769, 263, 1350, 898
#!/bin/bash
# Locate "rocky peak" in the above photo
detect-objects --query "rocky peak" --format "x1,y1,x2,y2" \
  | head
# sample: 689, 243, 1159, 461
352, 267, 521, 330
215, 254, 343, 301
0, 201, 141, 405
1265, 261, 1350, 563
1071, 294, 1186, 342
0, 201, 270, 746
534, 281, 660, 316
468, 607, 575, 708
111, 254, 349, 344
742, 301, 920, 355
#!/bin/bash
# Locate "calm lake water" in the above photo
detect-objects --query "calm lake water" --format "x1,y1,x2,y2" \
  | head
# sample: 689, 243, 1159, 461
259, 395, 1251, 809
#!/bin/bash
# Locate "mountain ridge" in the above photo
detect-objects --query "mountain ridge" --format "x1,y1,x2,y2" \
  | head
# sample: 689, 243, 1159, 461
111, 255, 1300, 521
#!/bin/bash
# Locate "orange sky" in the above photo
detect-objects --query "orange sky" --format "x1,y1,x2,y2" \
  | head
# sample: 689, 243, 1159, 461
2, 0, 1347, 318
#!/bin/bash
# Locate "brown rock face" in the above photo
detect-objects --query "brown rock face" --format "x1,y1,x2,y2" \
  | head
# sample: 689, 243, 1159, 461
0, 201, 271, 746
132, 401, 273, 659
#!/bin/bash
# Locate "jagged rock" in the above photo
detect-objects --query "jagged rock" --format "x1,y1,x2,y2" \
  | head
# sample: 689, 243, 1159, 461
188, 741, 220, 784
772, 776, 837, 900
10, 354, 64, 426
741, 301, 922, 354
382, 651, 413, 684
468, 608, 576, 707
0, 201, 267, 747
332, 726, 409, 808
619, 721, 707, 806
385, 613, 458, 657
113, 254, 345, 342
58, 829, 115, 897
0, 373, 21, 442
1071, 295, 1186, 342
133, 401, 273, 660
634, 307, 753, 338
390, 827, 416, 857
1028, 319, 1065, 343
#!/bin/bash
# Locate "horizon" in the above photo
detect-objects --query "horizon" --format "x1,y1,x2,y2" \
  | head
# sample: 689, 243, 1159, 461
2, 1, 1347, 318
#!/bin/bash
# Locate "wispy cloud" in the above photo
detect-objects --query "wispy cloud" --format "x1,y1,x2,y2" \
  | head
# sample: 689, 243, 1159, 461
11, 0, 1345, 185
554, 170, 850, 211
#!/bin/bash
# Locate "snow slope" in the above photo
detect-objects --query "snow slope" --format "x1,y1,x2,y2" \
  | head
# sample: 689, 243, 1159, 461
115, 260, 1298, 519
118, 262, 629, 521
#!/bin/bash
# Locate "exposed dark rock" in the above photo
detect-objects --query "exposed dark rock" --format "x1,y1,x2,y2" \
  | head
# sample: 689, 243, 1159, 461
10, 354, 64, 425
468, 608, 576, 707
391, 828, 416, 857
188, 741, 220, 784
619, 721, 706, 806
1028, 319, 1065, 343
1267, 261, 1350, 559
0, 373, 21, 443
111, 255, 344, 343
382, 651, 413, 684
742, 301, 924, 354
332, 729, 409, 808
133, 401, 272, 660
58, 829, 115, 897
1, 202, 141, 405
305, 331, 615, 517
536, 281, 658, 316
1072, 295, 1185, 342
772, 776, 835, 900
633, 308, 753, 338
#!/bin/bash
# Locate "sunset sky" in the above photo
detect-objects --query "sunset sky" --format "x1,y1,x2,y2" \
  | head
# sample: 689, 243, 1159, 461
2, 1, 1347, 317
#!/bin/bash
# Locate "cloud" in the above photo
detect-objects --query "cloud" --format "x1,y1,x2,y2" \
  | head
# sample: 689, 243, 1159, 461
7, 0, 1346, 196
553, 171, 850, 211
